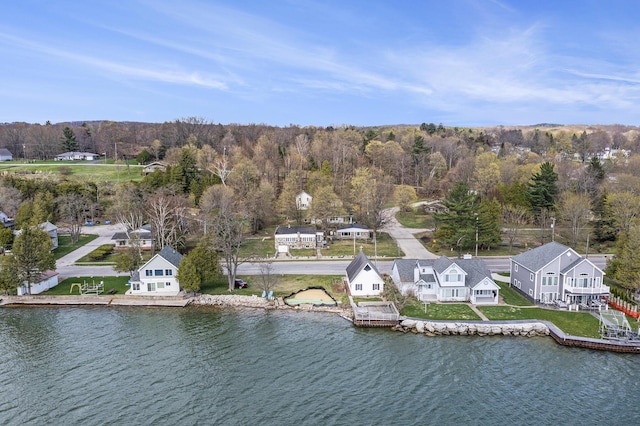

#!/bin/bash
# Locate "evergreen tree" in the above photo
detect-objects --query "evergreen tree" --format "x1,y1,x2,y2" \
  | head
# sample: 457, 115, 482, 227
434, 182, 479, 254
608, 225, 640, 290
60, 126, 78, 152
177, 255, 201, 295
527, 162, 558, 214
477, 198, 502, 250
10, 226, 55, 294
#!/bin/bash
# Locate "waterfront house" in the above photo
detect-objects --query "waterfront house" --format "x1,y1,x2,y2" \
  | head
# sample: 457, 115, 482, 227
127, 246, 182, 296
510, 242, 608, 305
17, 270, 59, 296
13, 221, 58, 250
112, 225, 154, 251
392, 255, 499, 304
295, 191, 313, 210
345, 250, 384, 297
0, 148, 13, 161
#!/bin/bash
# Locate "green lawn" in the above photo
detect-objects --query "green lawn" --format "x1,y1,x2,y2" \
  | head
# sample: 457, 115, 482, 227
53, 234, 98, 259
0, 162, 144, 183
76, 248, 152, 264
324, 232, 401, 258
395, 209, 434, 229
401, 300, 481, 320
43, 276, 131, 295
478, 306, 601, 338
494, 280, 534, 306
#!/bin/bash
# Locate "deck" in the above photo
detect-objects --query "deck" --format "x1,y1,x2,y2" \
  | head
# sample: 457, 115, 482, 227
351, 299, 400, 327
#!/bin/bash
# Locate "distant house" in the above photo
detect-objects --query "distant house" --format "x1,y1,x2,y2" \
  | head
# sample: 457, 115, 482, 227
55, 152, 100, 161
112, 225, 154, 251
141, 161, 167, 175
392, 255, 499, 304
345, 250, 384, 297
127, 246, 182, 296
274, 225, 324, 251
14, 221, 58, 250
295, 191, 313, 210
17, 270, 59, 296
0, 211, 14, 229
334, 224, 372, 240
0, 148, 13, 161
510, 242, 608, 305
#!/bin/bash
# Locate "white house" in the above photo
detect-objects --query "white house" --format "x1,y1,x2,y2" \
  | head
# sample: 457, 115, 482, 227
295, 191, 313, 210
345, 250, 384, 297
112, 225, 154, 251
334, 224, 372, 240
0, 148, 13, 161
17, 270, 59, 296
141, 161, 167, 175
127, 246, 183, 296
55, 151, 100, 161
392, 255, 499, 304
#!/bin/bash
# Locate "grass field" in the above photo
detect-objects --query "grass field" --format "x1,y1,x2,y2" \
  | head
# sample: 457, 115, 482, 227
43, 276, 130, 295
200, 274, 345, 299
478, 306, 601, 338
402, 300, 481, 320
395, 208, 435, 229
0, 162, 144, 183
53, 234, 98, 259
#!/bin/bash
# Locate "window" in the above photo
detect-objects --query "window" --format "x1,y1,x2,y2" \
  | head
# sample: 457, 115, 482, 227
154, 269, 163, 276
595, 277, 600, 287
514, 264, 518, 272
132, 283, 140, 291
157, 282, 165, 289
147, 282, 156, 292
165, 269, 173, 276
530, 273, 534, 281
364, 265, 371, 271
529, 289, 534, 296
166, 282, 171, 286
373, 283, 380, 291
355, 284, 362, 291
145, 270, 152, 277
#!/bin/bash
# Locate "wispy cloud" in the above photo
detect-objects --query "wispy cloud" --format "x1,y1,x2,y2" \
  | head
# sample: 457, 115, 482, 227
0, 31, 228, 89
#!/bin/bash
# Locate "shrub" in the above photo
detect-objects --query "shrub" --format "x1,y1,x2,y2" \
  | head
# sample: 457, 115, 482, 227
87, 244, 115, 261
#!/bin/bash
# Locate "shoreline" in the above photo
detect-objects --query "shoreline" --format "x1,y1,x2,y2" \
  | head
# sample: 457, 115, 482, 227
3, 294, 640, 354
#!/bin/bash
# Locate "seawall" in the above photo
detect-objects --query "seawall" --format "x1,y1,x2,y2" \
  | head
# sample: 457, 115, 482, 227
394, 318, 550, 337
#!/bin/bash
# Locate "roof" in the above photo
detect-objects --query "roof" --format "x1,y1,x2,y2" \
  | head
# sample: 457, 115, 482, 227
346, 250, 381, 282
433, 256, 455, 274
393, 259, 418, 282
0, 148, 12, 156
157, 246, 183, 267
56, 151, 100, 157
400, 256, 493, 288
453, 259, 495, 288
39, 221, 57, 232
337, 224, 370, 231
511, 242, 572, 271
275, 225, 317, 235
112, 231, 152, 241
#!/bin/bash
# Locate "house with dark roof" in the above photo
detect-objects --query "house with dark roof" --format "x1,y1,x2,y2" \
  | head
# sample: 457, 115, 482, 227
127, 246, 183, 296
274, 225, 324, 251
112, 225, 153, 251
510, 242, 608, 305
334, 223, 372, 240
345, 250, 384, 297
392, 255, 499, 304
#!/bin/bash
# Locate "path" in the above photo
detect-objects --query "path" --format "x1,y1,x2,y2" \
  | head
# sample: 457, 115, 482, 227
382, 206, 437, 259
56, 224, 126, 277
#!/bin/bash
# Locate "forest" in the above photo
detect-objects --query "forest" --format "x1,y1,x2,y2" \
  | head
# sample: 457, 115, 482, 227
1, 118, 640, 291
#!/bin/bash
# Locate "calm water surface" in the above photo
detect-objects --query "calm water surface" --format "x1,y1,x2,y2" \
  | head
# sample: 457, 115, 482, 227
0, 306, 639, 425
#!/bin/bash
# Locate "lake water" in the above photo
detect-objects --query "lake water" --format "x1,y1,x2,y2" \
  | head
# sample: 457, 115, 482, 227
1, 306, 639, 425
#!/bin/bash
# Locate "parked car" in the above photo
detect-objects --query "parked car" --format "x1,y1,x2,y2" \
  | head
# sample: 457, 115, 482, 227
234, 279, 248, 289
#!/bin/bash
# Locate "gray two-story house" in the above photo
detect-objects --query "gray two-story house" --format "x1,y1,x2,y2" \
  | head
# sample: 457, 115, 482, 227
510, 242, 608, 305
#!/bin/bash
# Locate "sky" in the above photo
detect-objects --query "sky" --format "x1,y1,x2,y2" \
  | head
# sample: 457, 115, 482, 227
1, 0, 640, 127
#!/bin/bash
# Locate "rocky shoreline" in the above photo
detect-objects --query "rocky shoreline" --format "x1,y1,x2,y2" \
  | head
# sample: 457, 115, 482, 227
188, 294, 351, 315
394, 318, 550, 337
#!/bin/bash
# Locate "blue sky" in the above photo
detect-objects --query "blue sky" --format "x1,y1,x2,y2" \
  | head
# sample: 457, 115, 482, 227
1, 0, 639, 127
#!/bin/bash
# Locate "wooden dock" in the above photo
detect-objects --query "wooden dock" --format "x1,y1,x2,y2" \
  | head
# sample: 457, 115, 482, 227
351, 300, 400, 327
545, 321, 640, 353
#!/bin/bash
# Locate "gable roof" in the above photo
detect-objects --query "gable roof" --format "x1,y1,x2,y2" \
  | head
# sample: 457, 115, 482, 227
39, 221, 57, 232
393, 259, 418, 282
560, 257, 604, 275
403, 257, 493, 288
511, 242, 573, 271
346, 250, 381, 282
275, 225, 317, 235
454, 259, 495, 288
337, 223, 370, 231
0, 148, 12, 156
157, 246, 183, 267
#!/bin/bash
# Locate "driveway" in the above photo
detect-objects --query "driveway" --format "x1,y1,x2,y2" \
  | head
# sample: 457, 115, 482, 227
56, 224, 126, 277
382, 206, 438, 259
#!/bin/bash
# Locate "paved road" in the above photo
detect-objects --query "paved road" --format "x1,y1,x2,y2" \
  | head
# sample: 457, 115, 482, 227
382, 206, 437, 259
